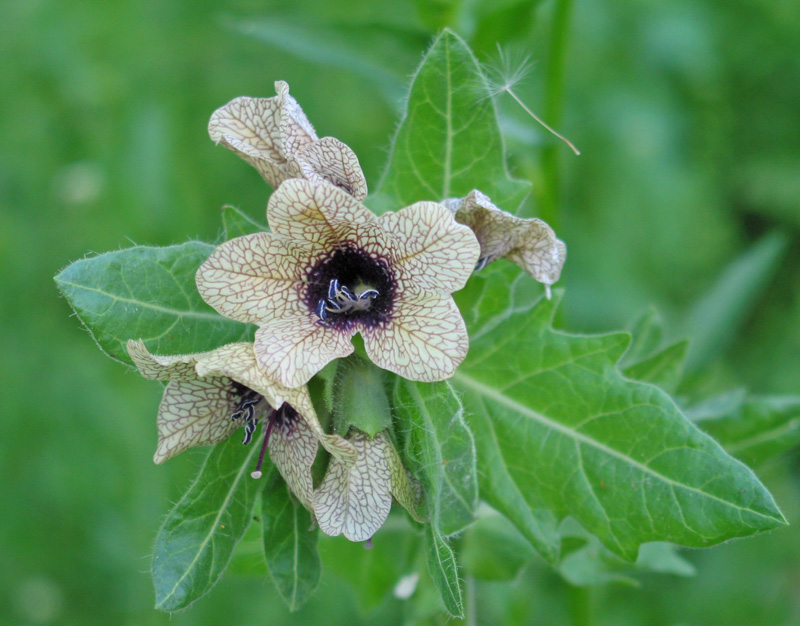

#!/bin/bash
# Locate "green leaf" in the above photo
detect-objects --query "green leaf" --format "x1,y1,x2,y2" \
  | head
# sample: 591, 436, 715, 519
558, 519, 695, 587
55, 243, 252, 366
333, 355, 392, 437
453, 269, 786, 562
222, 205, 267, 240
374, 29, 530, 213
692, 394, 800, 467
623, 340, 689, 394
424, 524, 463, 618
152, 437, 263, 611
622, 308, 665, 368
392, 378, 478, 535
684, 230, 789, 371
261, 470, 321, 611
461, 512, 536, 581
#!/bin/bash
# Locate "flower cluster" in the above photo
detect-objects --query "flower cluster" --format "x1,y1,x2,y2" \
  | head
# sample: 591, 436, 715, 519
129, 82, 564, 543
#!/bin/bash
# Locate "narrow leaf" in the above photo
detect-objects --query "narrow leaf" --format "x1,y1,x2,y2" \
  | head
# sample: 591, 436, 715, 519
393, 378, 478, 536
374, 29, 530, 213
152, 437, 262, 611
55, 243, 252, 366
684, 230, 789, 370
222, 205, 268, 240
262, 470, 321, 611
424, 524, 463, 618
454, 268, 786, 562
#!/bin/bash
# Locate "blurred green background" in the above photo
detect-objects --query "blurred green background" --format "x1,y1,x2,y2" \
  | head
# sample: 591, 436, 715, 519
2, 0, 799, 624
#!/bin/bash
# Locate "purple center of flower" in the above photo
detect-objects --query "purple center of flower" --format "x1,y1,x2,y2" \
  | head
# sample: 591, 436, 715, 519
229, 382, 267, 445
305, 244, 395, 330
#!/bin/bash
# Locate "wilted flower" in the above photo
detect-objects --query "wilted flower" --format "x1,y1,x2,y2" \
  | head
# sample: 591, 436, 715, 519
313, 430, 424, 542
127, 340, 356, 510
444, 189, 566, 296
196, 178, 480, 388
209, 81, 368, 200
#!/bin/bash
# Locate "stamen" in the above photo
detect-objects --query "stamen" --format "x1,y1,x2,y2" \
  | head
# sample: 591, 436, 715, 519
314, 277, 380, 323
250, 408, 278, 479
242, 417, 259, 445
364, 537, 373, 550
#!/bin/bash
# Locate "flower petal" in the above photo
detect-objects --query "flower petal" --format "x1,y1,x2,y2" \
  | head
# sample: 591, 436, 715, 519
127, 339, 198, 381
385, 437, 426, 523
267, 179, 375, 246
196, 232, 314, 325
362, 294, 468, 382
274, 81, 318, 155
154, 378, 242, 464
295, 136, 368, 201
313, 431, 392, 542
268, 411, 319, 511
254, 316, 355, 388
449, 190, 566, 285
378, 201, 479, 295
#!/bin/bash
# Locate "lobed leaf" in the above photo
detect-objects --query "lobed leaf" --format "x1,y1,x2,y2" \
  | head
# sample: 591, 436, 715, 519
55, 243, 252, 366
374, 29, 530, 214
261, 470, 321, 611
222, 205, 268, 240
392, 378, 478, 536
454, 267, 786, 562
152, 437, 263, 611
623, 340, 689, 394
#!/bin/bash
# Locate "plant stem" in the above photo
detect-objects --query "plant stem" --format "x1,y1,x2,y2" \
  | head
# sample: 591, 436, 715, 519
539, 0, 576, 230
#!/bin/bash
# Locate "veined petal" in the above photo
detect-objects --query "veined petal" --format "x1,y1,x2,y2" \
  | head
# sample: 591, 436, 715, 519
274, 81, 318, 156
194, 342, 289, 408
313, 432, 392, 542
451, 190, 566, 286
196, 232, 315, 325
295, 136, 368, 201
267, 179, 375, 247
254, 315, 355, 388
268, 411, 319, 511
154, 378, 242, 464
378, 201, 479, 296
362, 294, 468, 382
127, 339, 197, 381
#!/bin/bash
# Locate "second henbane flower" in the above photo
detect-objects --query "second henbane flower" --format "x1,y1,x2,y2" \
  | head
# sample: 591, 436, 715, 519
196, 179, 480, 387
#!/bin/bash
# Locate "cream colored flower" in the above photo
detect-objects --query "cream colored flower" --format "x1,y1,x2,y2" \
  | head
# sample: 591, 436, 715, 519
313, 430, 424, 542
127, 340, 356, 511
444, 189, 566, 296
208, 81, 368, 200
196, 179, 480, 388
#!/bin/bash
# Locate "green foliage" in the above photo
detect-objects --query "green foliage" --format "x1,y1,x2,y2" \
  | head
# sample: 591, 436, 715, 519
152, 438, 264, 611
374, 29, 530, 214
333, 356, 393, 437
222, 205, 268, 240
423, 524, 463, 617
261, 471, 322, 611
55, 243, 252, 366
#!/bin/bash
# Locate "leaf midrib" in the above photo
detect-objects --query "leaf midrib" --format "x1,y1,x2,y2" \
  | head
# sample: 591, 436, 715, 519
451, 372, 782, 523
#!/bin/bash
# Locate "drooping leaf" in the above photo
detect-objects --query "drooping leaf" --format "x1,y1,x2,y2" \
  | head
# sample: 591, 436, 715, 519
623, 340, 689, 394
152, 437, 263, 611
453, 267, 786, 562
55, 243, 252, 366
683, 230, 789, 371
392, 378, 478, 536
424, 524, 463, 618
222, 205, 268, 240
691, 394, 800, 467
261, 470, 321, 611
374, 29, 530, 214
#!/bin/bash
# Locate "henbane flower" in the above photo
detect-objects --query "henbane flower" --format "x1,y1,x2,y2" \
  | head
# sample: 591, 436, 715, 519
313, 430, 424, 542
209, 81, 368, 200
196, 178, 481, 388
127, 340, 356, 511
444, 189, 566, 297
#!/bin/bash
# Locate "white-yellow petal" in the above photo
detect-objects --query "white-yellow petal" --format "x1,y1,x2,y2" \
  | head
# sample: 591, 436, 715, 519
254, 315, 355, 388
313, 432, 393, 542
127, 339, 198, 381
268, 412, 319, 511
384, 434, 426, 523
196, 232, 314, 326
154, 378, 242, 464
378, 201, 480, 295
295, 136, 368, 201
267, 179, 375, 247
362, 294, 468, 382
